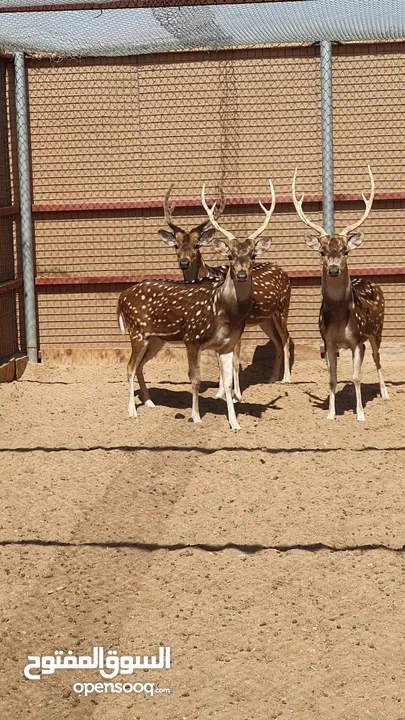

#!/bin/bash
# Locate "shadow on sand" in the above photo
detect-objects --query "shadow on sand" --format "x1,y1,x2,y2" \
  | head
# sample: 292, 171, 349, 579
304, 382, 389, 415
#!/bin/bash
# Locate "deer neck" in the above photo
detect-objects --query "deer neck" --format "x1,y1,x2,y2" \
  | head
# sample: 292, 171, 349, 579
181, 253, 210, 282
197, 255, 213, 279
217, 269, 253, 321
321, 266, 352, 313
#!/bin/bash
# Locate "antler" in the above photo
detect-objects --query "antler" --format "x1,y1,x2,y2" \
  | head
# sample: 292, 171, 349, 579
340, 165, 375, 237
213, 186, 226, 221
247, 179, 276, 241
163, 184, 182, 233
292, 168, 328, 236
165, 184, 226, 235
194, 186, 226, 233
163, 183, 175, 224
201, 184, 236, 243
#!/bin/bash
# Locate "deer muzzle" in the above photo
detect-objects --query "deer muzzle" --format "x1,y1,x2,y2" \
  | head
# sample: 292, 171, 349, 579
327, 266, 341, 278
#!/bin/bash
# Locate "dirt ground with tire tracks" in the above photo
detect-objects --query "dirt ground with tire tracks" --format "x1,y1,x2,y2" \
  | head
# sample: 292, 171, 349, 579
0, 348, 404, 720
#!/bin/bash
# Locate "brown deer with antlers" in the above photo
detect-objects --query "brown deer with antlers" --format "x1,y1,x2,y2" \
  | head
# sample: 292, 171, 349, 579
117, 181, 276, 430
292, 165, 389, 421
159, 185, 292, 400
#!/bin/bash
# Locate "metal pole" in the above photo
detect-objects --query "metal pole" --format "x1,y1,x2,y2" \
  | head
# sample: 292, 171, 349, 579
319, 40, 334, 236
14, 52, 38, 363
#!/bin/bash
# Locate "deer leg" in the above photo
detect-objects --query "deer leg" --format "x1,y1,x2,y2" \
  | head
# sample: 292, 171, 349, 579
369, 336, 389, 400
127, 339, 148, 419
352, 343, 366, 421
215, 352, 225, 400
215, 344, 242, 403
272, 314, 291, 383
232, 339, 242, 402
326, 345, 338, 420
218, 351, 241, 431
260, 318, 283, 383
136, 337, 165, 407
186, 344, 202, 424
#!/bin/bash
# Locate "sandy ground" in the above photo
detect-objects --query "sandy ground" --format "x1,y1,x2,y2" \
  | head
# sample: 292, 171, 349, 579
0, 349, 404, 720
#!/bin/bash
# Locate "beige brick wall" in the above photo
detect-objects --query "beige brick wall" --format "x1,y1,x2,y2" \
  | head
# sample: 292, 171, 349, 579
20, 43, 405, 351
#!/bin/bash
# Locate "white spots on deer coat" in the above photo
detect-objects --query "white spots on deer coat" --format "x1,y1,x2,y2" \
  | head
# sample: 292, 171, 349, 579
119, 259, 288, 355
118, 277, 230, 348
246, 264, 290, 324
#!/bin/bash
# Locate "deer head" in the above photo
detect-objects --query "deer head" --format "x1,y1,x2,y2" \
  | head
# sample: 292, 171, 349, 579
200, 181, 276, 282
158, 184, 225, 271
292, 166, 375, 277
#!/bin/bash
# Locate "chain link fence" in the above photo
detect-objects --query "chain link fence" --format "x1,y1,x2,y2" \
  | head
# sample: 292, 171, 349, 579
26, 45, 323, 356
1, 37, 405, 361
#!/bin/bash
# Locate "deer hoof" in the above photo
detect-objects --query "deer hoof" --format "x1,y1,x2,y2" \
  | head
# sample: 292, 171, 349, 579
144, 399, 156, 408
357, 414, 366, 422
327, 413, 336, 420
230, 422, 241, 431
215, 391, 225, 400
381, 389, 389, 400
190, 415, 202, 424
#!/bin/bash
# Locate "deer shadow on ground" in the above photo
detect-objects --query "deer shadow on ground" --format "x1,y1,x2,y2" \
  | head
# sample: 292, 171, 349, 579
238, 338, 295, 393
136, 387, 283, 420
305, 382, 388, 415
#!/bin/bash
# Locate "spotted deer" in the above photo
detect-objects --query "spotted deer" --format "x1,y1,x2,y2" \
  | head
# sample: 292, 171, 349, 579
159, 185, 292, 400
117, 181, 276, 431
292, 165, 389, 421
159, 184, 228, 283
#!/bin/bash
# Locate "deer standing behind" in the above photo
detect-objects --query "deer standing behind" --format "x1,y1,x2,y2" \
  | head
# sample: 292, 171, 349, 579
159, 185, 292, 401
292, 165, 389, 421
117, 182, 276, 430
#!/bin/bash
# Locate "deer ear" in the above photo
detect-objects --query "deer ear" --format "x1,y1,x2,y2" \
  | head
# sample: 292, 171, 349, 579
197, 228, 216, 247
254, 236, 272, 256
211, 237, 230, 256
158, 229, 177, 247
305, 234, 323, 251
346, 232, 364, 250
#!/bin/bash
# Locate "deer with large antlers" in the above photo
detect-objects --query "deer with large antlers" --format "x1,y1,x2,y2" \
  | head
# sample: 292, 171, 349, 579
292, 166, 389, 421
117, 181, 276, 430
159, 184, 292, 400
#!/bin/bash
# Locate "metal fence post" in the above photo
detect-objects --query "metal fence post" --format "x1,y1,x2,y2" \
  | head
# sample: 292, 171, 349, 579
14, 51, 38, 363
320, 40, 334, 236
